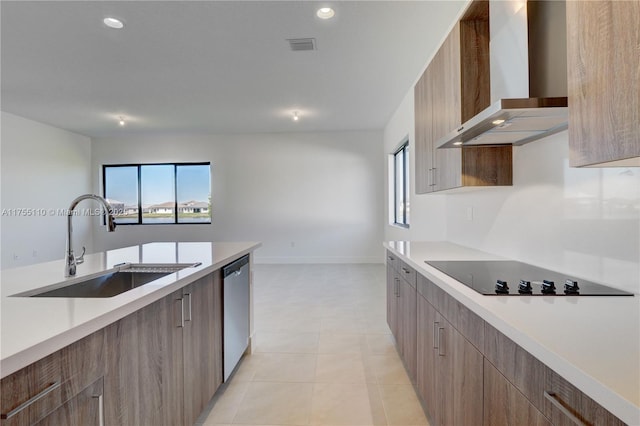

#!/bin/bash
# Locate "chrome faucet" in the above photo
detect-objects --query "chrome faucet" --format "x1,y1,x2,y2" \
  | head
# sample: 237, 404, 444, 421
65, 194, 116, 277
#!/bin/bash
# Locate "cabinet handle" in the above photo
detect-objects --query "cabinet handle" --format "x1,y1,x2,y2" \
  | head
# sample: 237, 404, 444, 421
177, 298, 185, 328
401, 267, 411, 274
185, 292, 192, 322
543, 391, 586, 426
92, 393, 105, 426
388, 255, 395, 261
438, 327, 445, 356
0, 380, 61, 420
433, 322, 440, 349
395, 278, 400, 297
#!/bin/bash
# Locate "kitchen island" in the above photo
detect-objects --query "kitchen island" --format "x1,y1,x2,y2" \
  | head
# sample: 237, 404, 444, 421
0, 241, 260, 425
385, 241, 639, 426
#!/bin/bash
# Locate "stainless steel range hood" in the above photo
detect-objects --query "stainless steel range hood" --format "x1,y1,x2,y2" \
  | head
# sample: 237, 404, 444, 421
438, 0, 568, 149
438, 97, 567, 148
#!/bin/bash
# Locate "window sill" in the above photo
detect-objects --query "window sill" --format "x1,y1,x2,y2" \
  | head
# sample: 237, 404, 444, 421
390, 223, 410, 230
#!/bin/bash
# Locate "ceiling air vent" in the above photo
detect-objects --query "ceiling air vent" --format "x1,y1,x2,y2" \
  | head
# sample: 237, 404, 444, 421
287, 38, 316, 51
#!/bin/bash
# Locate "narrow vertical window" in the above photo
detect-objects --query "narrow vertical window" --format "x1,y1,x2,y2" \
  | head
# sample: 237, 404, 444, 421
104, 166, 139, 224
141, 164, 176, 224
393, 142, 410, 227
176, 164, 211, 224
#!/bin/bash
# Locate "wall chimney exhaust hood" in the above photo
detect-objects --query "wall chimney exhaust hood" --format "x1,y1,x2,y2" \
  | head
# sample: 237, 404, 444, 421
439, 0, 568, 149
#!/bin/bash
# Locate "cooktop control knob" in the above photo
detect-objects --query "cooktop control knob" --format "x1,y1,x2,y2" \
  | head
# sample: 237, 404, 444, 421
541, 279, 556, 294
564, 279, 580, 294
495, 279, 509, 294
518, 280, 532, 294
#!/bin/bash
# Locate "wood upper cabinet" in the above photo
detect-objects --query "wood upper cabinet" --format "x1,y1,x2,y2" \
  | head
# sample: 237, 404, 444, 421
566, 1, 640, 167
416, 276, 483, 426
415, 0, 512, 193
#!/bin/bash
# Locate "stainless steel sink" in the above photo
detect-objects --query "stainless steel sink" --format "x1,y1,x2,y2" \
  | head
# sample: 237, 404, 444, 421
17, 263, 199, 298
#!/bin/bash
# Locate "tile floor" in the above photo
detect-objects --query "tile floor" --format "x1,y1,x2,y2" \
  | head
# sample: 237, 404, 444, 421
197, 264, 428, 426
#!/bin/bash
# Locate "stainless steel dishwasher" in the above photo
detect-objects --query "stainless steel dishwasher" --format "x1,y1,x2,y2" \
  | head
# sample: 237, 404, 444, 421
222, 254, 250, 381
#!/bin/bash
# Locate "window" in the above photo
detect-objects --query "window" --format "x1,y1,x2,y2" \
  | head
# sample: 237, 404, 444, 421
393, 142, 409, 226
103, 163, 211, 225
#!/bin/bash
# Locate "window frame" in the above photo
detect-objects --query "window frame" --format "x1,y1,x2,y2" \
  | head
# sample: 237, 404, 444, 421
102, 162, 211, 225
392, 141, 410, 228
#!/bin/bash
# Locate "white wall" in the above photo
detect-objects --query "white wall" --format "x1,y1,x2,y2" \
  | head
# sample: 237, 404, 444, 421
445, 131, 640, 294
1, 112, 93, 269
383, 90, 447, 242
383, 88, 640, 293
92, 131, 384, 263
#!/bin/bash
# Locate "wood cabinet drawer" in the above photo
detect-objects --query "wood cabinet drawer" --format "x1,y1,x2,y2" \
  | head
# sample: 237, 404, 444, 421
35, 378, 104, 426
386, 250, 398, 271
398, 260, 417, 288
1, 330, 105, 426
418, 273, 484, 351
544, 369, 626, 426
484, 324, 546, 411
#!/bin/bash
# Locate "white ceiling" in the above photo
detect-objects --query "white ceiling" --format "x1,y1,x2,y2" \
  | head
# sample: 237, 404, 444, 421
1, 1, 466, 138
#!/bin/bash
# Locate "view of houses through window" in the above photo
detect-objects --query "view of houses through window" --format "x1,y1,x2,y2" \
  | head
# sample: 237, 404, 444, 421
103, 163, 211, 224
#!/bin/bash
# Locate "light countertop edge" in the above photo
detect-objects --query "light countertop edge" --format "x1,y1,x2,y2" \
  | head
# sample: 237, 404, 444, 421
384, 241, 640, 426
0, 241, 261, 379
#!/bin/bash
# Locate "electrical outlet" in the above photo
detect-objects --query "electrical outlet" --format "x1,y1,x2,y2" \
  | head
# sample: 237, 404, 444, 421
13, 253, 19, 261
466, 207, 474, 222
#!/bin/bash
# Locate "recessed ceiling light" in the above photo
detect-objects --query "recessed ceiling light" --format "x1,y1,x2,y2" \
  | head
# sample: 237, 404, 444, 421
492, 119, 506, 125
104, 17, 124, 29
316, 7, 335, 19
453, 141, 463, 146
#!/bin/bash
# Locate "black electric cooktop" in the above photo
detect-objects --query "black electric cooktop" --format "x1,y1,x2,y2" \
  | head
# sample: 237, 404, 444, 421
425, 260, 633, 296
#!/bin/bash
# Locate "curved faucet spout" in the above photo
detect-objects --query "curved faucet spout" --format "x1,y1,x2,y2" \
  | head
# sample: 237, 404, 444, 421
65, 194, 116, 277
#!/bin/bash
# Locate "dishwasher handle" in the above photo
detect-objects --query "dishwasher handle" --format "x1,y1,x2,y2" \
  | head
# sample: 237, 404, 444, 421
223, 254, 250, 278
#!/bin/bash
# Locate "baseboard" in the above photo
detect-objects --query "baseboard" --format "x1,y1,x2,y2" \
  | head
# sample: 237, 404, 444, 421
254, 256, 384, 264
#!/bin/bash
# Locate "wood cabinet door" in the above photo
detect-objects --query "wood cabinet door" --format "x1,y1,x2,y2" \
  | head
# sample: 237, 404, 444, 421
386, 266, 399, 342
445, 319, 484, 426
484, 359, 551, 426
433, 23, 463, 192
414, 67, 434, 194
104, 289, 184, 426
399, 279, 417, 383
416, 293, 438, 422
567, 0, 640, 167
182, 272, 223, 426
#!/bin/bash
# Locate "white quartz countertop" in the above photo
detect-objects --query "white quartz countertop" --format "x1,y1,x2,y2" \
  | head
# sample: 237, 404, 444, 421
384, 241, 640, 426
0, 241, 261, 379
